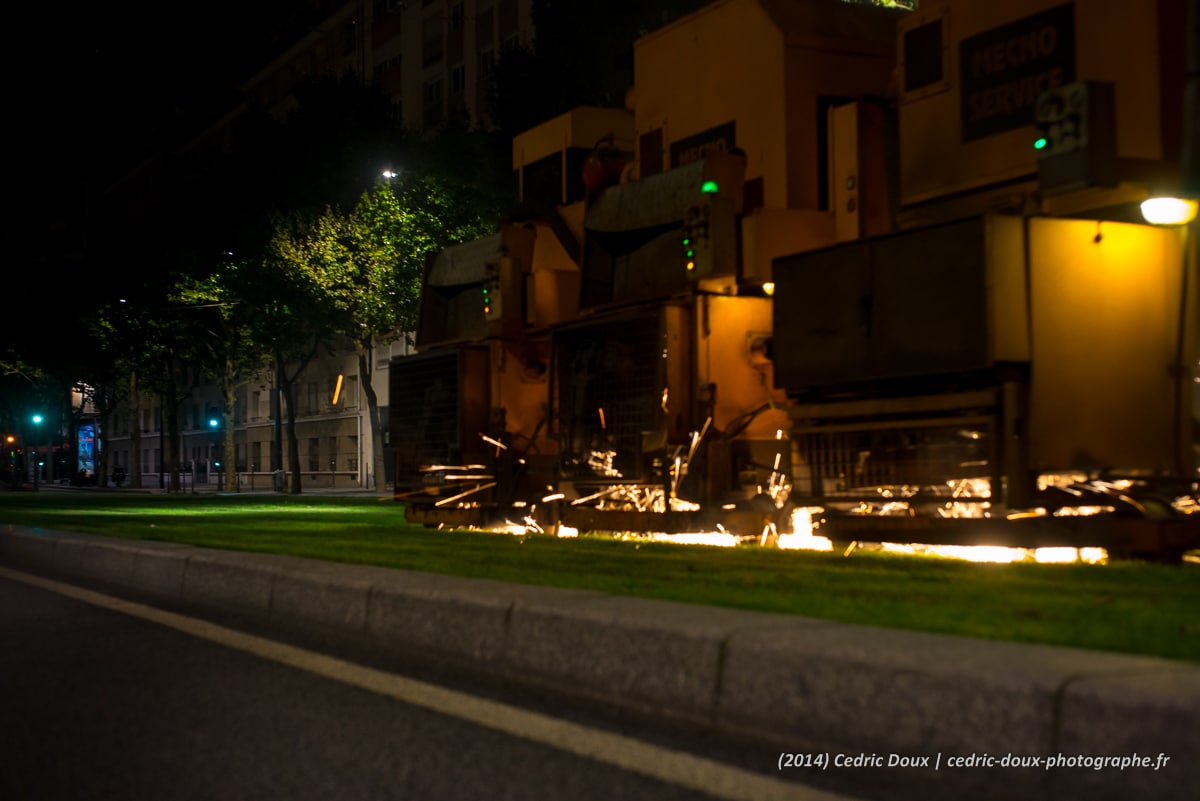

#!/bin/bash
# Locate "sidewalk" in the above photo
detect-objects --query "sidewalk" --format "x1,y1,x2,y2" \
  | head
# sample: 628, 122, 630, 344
1, 524, 1196, 801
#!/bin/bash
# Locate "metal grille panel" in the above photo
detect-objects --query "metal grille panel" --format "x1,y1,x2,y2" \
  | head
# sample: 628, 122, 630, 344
390, 352, 461, 480
795, 424, 993, 496
555, 315, 661, 480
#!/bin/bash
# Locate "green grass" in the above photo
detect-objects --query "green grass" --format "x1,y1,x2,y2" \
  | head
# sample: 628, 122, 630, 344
2, 491, 1198, 662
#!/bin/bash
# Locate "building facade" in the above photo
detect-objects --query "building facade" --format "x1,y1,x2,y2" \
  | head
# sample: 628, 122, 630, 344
101, 1, 534, 491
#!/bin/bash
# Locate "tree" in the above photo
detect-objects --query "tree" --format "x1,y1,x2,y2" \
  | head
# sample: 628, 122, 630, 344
283, 173, 499, 490
171, 265, 267, 491
91, 298, 199, 492
248, 214, 345, 493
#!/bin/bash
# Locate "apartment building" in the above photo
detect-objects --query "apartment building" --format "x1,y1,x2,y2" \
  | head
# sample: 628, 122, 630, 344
100, 1, 534, 491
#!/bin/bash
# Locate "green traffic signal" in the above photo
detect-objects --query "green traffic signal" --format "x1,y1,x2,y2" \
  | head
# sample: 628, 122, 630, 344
1034, 137, 1048, 150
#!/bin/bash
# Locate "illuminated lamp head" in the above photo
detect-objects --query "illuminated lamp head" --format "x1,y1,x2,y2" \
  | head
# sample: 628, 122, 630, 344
1140, 197, 1198, 225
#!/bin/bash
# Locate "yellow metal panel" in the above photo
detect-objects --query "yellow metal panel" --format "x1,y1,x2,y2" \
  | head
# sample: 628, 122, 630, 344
510, 106, 635, 171
986, 214, 1031, 363
633, 0, 895, 212
493, 340, 554, 458
898, 0, 1166, 207
527, 222, 581, 329
740, 208, 836, 285
830, 103, 860, 242
1027, 217, 1183, 472
633, 0, 789, 207
696, 296, 789, 438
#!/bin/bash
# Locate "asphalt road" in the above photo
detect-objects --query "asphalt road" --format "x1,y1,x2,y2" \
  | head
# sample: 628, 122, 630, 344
0, 571, 860, 801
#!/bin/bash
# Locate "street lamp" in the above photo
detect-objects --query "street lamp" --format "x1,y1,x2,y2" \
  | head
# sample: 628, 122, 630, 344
31, 414, 44, 491
1140, 197, 1198, 225
5, 434, 15, 490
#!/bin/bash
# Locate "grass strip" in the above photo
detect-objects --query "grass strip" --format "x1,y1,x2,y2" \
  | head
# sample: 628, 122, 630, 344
1, 491, 1197, 662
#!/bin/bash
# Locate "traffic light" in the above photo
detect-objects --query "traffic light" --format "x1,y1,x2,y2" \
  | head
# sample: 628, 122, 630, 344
1034, 81, 1116, 195
482, 261, 503, 318
682, 193, 736, 280
207, 408, 221, 429
1033, 82, 1088, 157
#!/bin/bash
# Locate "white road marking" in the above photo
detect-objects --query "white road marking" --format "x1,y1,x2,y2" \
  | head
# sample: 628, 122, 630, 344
0, 565, 856, 801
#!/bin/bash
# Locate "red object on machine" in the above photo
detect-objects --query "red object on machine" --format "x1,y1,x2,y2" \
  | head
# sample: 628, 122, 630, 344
582, 134, 631, 194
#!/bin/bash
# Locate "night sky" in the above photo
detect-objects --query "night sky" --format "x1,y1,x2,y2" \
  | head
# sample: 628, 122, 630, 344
10, 2, 310, 349
18, 2, 303, 206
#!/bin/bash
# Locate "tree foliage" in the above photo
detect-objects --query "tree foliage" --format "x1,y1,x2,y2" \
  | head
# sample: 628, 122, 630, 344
265, 172, 500, 490
22, 70, 514, 492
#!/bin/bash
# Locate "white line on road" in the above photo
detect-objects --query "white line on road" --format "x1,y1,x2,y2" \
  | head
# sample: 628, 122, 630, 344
0, 566, 856, 801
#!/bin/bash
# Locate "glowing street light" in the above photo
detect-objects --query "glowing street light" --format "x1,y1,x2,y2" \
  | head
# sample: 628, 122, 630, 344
1140, 197, 1198, 226
31, 414, 44, 491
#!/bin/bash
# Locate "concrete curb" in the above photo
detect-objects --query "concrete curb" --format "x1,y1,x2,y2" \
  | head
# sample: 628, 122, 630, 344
2, 525, 1196, 801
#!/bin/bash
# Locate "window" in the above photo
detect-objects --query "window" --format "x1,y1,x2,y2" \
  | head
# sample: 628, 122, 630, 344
904, 19, 943, 93
451, 63, 465, 95
307, 382, 319, 414
329, 437, 339, 471
423, 78, 443, 125
479, 48, 495, 78
450, 2, 465, 32
308, 438, 320, 472
475, 7, 494, 48
346, 376, 359, 407
250, 441, 262, 472
423, 14, 443, 66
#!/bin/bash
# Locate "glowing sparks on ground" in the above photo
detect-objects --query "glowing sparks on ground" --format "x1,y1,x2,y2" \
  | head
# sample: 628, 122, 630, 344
777, 532, 834, 551
877, 542, 1108, 564
647, 532, 740, 548
777, 507, 834, 551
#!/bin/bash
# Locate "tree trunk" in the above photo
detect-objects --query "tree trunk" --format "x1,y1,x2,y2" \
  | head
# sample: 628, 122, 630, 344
167, 396, 182, 493
130, 372, 143, 489
356, 346, 385, 491
282, 379, 303, 494
223, 355, 238, 491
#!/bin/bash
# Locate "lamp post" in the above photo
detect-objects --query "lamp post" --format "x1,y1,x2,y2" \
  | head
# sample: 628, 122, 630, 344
208, 413, 223, 491
31, 414, 44, 491
5, 434, 16, 490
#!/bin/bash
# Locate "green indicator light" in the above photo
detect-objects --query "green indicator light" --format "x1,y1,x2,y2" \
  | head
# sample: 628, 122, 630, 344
700, 180, 719, 193
686, 250, 694, 258
1034, 137, 1048, 150
682, 238, 690, 245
